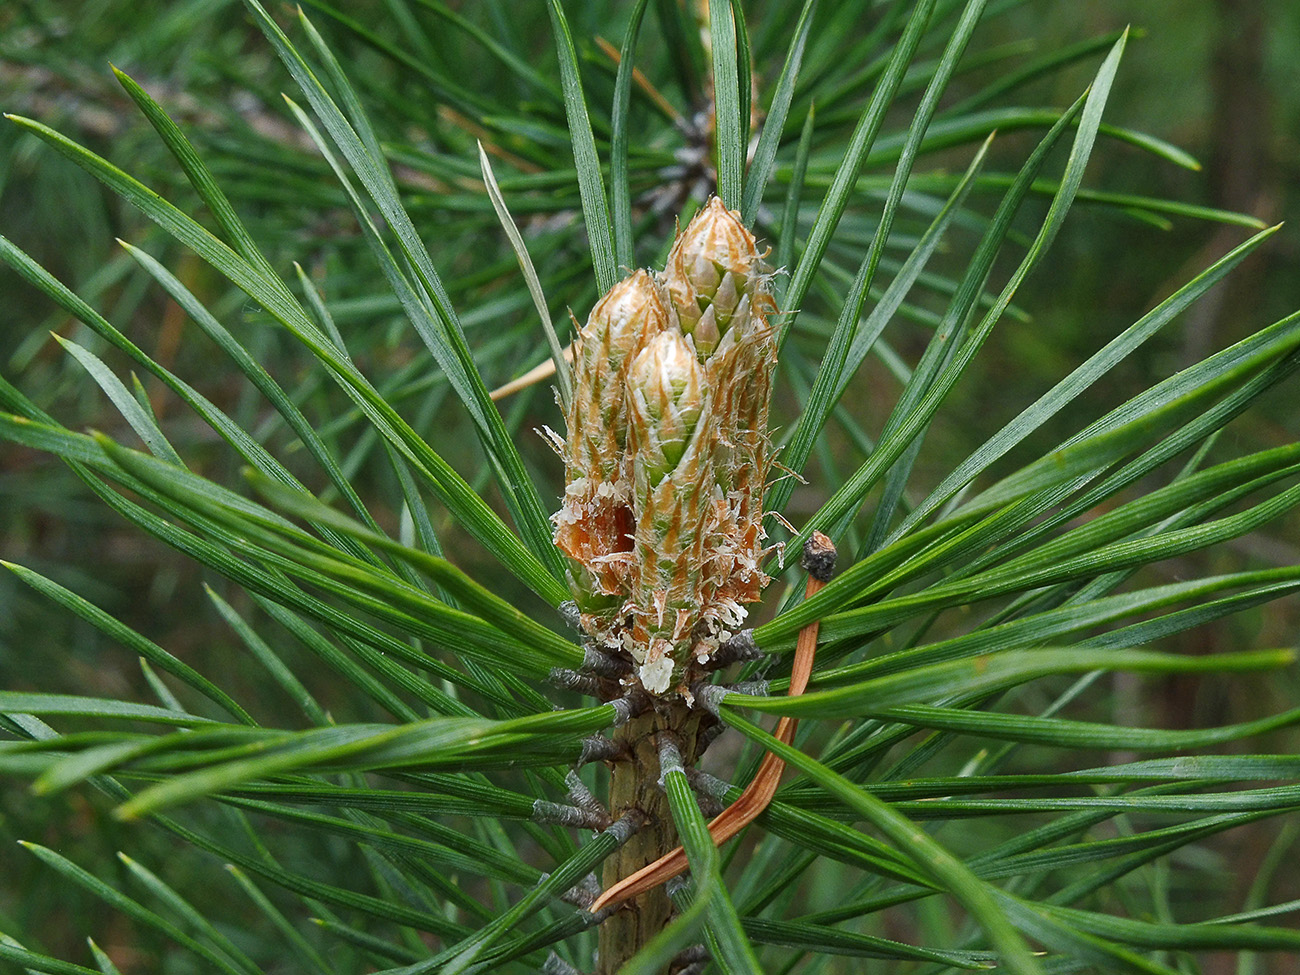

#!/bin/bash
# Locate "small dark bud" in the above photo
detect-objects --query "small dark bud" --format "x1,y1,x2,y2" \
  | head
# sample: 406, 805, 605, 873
801, 530, 838, 583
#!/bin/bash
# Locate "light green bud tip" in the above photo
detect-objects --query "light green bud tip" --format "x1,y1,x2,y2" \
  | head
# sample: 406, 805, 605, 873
628, 330, 704, 483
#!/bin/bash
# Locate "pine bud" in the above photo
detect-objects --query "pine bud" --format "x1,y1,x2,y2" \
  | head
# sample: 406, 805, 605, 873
626, 331, 704, 487
565, 269, 669, 481
662, 197, 766, 357
625, 330, 713, 694
555, 270, 669, 614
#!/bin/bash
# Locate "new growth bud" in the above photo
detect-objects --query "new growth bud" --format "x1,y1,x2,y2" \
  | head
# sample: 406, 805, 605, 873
555, 197, 778, 697
554, 270, 670, 620
625, 330, 715, 694
663, 197, 767, 356
565, 269, 669, 481
627, 331, 704, 486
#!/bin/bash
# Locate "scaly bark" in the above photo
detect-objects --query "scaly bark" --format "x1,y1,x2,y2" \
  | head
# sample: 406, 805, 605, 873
597, 703, 702, 974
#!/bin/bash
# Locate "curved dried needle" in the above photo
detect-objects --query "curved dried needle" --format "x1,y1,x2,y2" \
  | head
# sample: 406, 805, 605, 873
478, 141, 572, 409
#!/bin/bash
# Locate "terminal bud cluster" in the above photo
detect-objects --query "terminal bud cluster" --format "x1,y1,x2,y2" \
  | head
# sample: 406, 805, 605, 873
554, 197, 778, 695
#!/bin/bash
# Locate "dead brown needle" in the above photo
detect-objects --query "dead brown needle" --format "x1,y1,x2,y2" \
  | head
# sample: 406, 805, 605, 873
489, 343, 575, 401
590, 532, 837, 914
593, 36, 684, 124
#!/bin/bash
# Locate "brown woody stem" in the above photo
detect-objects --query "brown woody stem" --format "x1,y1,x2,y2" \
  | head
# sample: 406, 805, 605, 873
595, 700, 703, 974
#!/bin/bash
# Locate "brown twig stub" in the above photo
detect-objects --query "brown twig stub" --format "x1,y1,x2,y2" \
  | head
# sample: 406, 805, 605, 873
801, 530, 838, 583
489, 343, 575, 401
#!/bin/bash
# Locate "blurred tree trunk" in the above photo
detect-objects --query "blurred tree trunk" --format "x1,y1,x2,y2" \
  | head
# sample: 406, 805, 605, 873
1160, 3, 1273, 759
1179, 0, 1273, 366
